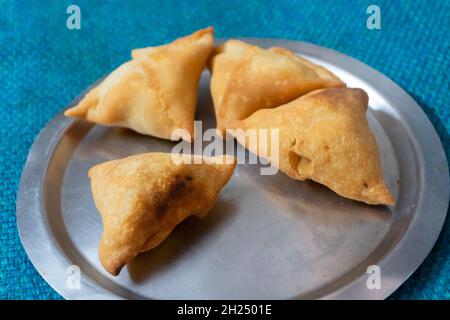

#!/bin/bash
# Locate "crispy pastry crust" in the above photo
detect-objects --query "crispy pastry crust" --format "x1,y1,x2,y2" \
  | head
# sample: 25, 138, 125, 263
230, 88, 394, 205
88, 153, 236, 275
209, 40, 345, 133
65, 27, 214, 141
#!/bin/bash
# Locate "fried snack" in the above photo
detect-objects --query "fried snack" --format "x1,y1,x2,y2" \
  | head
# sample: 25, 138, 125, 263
89, 152, 236, 275
65, 27, 214, 141
209, 40, 345, 133
230, 88, 394, 205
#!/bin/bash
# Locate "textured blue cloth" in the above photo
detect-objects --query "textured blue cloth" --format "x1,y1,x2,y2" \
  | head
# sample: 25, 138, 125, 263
0, 0, 449, 300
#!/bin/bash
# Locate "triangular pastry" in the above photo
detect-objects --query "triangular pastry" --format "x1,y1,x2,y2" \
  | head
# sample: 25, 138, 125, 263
65, 27, 214, 141
230, 88, 394, 205
89, 152, 236, 275
209, 40, 345, 133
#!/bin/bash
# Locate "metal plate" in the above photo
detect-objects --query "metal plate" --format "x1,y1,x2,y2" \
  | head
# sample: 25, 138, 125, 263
16, 39, 449, 300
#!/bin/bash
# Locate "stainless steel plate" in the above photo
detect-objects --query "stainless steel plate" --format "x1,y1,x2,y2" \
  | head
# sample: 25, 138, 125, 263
17, 39, 449, 300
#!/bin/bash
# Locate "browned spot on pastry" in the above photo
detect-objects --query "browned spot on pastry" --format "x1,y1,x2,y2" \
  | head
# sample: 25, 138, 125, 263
111, 264, 125, 276
185, 175, 193, 181
156, 202, 168, 217
363, 182, 368, 188
324, 145, 330, 151
288, 150, 300, 171
155, 177, 188, 218
170, 180, 187, 197
290, 138, 296, 148
289, 151, 312, 175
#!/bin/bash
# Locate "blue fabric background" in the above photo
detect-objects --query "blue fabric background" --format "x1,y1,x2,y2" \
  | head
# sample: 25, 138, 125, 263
0, 0, 449, 299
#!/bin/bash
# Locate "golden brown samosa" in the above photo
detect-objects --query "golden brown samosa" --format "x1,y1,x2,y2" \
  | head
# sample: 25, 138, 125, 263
230, 88, 394, 205
209, 40, 345, 133
89, 152, 236, 275
65, 27, 214, 141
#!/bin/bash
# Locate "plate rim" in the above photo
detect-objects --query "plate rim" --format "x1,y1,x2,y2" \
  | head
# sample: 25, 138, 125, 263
16, 38, 450, 300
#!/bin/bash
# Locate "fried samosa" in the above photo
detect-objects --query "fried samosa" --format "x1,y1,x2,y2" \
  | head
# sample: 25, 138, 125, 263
209, 40, 345, 133
230, 88, 394, 205
65, 27, 214, 141
89, 153, 236, 275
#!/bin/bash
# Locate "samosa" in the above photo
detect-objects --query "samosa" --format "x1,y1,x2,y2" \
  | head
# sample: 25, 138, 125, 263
65, 27, 214, 141
230, 88, 394, 205
88, 152, 236, 275
209, 40, 345, 133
